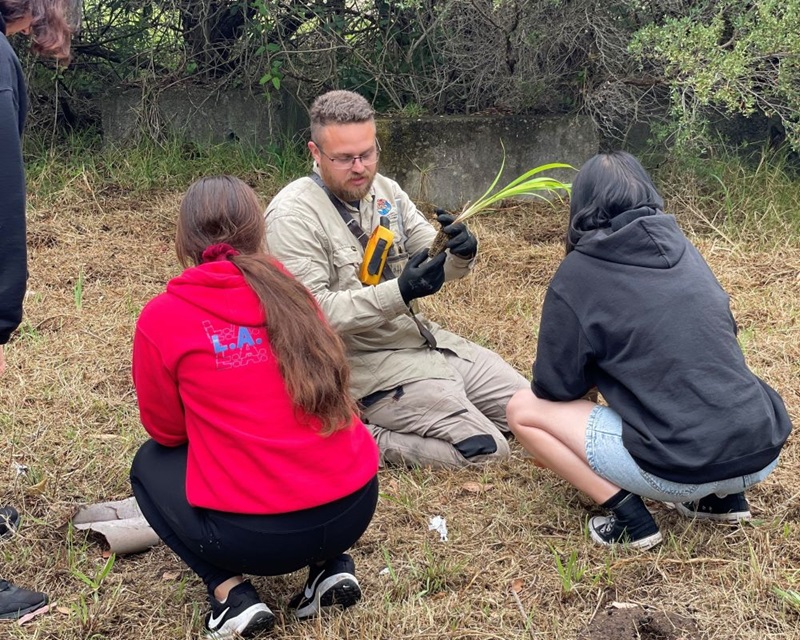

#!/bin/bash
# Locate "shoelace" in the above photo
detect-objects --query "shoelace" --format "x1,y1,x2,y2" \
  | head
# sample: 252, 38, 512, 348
597, 516, 618, 535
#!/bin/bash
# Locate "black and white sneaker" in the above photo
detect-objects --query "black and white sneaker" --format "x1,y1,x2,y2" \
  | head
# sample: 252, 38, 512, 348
0, 580, 48, 620
674, 492, 751, 523
288, 553, 361, 619
589, 492, 663, 550
204, 581, 274, 639
589, 514, 663, 549
0, 506, 20, 539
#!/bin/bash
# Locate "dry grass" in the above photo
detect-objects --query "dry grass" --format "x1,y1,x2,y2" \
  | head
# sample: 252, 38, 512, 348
0, 166, 799, 640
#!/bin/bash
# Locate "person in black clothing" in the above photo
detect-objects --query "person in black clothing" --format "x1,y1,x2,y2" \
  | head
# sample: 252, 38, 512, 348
0, 0, 73, 619
506, 151, 791, 550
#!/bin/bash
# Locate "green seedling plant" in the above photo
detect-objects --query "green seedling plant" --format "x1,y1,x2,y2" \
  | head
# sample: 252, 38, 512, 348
70, 553, 116, 628
66, 523, 117, 627
428, 143, 573, 256
15, 319, 41, 344
381, 545, 398, 584
73, 552, 116, 593
550, 545, 588, 593
407, 543, 467, 600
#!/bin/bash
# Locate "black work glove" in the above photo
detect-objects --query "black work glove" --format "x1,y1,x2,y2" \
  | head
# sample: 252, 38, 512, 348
397, 249, 447, 304
436, 209, 478, 259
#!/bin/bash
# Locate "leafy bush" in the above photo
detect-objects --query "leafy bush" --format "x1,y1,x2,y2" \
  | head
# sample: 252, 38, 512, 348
632, 0, 800, 151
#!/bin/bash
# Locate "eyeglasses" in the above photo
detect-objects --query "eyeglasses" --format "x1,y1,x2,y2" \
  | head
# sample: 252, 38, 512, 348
314, 139, 381, 170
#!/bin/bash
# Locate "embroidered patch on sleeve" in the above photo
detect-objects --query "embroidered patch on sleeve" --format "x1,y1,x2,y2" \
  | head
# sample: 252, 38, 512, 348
203, 321, 269, 370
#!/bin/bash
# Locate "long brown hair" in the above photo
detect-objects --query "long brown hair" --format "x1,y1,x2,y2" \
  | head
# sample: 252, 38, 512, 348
0, 0, 73, 62
176, 175, 357, 434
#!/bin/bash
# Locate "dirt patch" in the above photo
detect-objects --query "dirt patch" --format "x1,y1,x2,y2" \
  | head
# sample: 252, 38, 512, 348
578, 605, 702, 640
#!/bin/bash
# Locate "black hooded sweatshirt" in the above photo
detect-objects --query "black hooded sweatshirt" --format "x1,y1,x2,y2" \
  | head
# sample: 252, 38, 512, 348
533, 208, 791, 484
0, 13, 28, 345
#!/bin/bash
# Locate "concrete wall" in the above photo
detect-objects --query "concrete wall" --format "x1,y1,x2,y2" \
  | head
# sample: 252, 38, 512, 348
375, 114, 598, 210
100, 86, 308, 149
100, 88, 599, 207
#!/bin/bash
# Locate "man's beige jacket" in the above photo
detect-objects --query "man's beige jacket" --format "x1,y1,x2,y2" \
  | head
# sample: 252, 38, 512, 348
265, 170, 477, 399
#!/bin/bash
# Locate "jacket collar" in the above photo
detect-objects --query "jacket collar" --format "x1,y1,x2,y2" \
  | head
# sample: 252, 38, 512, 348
0, 13, 7, 35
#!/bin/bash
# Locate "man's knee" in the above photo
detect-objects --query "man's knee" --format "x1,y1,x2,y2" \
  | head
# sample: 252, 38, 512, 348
453, 433, 510, 460
462, 433, 511, 464
370, 424, 509, 469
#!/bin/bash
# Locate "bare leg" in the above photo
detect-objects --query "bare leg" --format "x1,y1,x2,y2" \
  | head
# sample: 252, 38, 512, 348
214, 576, 245, 602
506, 389, 619, 504
508, 390, 663, 549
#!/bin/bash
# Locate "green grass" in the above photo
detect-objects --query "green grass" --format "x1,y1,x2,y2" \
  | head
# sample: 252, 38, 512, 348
23, 130, 310, 202
656, 144, 800, 242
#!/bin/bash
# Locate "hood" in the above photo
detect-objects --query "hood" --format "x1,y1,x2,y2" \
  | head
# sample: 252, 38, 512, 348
575, 208, 687, 268
0, 13, 6, 35
166, 261, 265, 326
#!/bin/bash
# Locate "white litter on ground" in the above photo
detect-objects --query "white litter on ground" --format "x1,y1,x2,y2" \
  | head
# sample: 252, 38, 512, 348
428, 515, 448, 542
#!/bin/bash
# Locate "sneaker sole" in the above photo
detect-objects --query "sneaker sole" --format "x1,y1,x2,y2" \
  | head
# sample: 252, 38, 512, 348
0, 597, 48, 620
240, 609, 275, 638
589, 519, 663, 550
206, 604, 275, 639
295, 574, 362, 620
672, 503, 751, 523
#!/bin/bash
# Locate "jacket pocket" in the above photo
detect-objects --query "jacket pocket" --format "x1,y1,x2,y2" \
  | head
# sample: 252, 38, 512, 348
332, 245, 362, 289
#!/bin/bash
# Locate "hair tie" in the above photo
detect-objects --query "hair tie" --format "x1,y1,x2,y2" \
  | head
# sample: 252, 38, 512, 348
202, 243, 240, 263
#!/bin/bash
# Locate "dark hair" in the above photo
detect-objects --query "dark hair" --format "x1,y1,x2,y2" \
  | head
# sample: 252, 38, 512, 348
176, 175, 357, 434
566, 151, 664, 253
0, 0, 73, 61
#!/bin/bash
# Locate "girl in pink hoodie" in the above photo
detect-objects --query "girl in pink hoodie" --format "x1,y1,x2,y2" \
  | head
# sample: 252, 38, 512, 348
131, 176, 379, 638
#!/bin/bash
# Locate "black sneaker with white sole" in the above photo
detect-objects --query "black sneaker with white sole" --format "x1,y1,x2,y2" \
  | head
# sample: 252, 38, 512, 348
289, 553, 362, 619
589, 492, 663, 550
204, 580, 274, 639
0, 580, 48, 620
0, 506, 20, 539
589, 514, 663, 550
674, 492, 751, 523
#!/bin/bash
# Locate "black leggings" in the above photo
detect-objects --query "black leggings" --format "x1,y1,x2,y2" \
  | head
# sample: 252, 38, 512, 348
130, 439, 378, 594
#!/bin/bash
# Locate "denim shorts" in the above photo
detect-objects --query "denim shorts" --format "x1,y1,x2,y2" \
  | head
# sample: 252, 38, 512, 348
585, 405, 779, 502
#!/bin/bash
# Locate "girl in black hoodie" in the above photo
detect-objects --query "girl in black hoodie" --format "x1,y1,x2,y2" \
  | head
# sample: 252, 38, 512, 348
506, 151, 791, 549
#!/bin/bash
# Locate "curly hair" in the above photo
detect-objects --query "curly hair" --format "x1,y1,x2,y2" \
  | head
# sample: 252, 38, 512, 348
309, 90, 374, 142
0, 0, 73, 62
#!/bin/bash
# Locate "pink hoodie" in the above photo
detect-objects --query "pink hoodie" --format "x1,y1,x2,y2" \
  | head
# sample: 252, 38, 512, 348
132, 259, 379, 514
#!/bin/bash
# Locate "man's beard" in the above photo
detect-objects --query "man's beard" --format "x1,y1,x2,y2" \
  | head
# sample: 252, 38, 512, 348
331, 172, 375, 203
